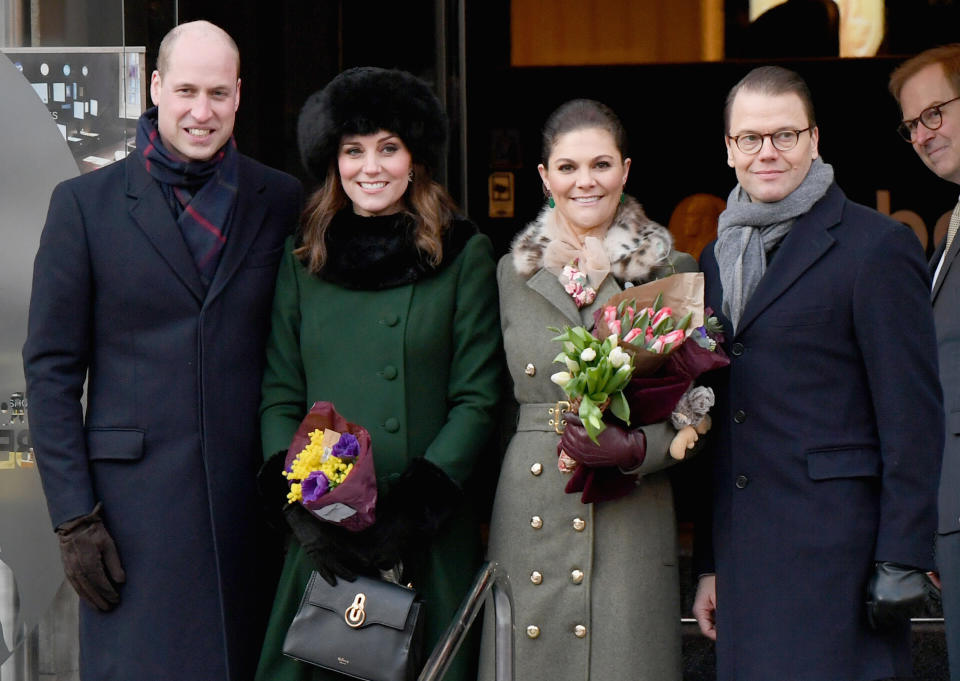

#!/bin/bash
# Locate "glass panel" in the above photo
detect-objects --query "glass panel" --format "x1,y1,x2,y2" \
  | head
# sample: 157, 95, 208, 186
3, 46, 146, 172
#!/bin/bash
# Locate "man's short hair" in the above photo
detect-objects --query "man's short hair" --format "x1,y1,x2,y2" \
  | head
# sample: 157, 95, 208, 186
156, 20, 240, 79
889, 44, 960, 105
724, 66, 816, 134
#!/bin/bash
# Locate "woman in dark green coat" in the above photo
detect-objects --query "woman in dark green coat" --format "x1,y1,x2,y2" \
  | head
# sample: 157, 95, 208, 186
255, 67, 502, 681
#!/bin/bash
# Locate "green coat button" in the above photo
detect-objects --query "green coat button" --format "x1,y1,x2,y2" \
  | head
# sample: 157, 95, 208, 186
379, 314, 400, 327
384, 417, 400, 433
381, 365, 398, 380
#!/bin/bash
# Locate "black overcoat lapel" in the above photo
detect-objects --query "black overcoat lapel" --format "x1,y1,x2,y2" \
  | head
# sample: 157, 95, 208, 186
734, 183, 842, 336
206, 157, 269, 305
126, 153, 206, 303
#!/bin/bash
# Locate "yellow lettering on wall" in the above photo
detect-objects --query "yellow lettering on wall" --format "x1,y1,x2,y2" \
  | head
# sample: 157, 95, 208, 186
876, 189, 891, 215
876, 189, 928, 249
891, 210, 928, 250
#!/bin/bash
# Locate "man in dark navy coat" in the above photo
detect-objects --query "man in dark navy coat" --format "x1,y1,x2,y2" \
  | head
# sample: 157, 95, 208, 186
692, 66, 942, 681
22, 20, 301, 681
891, 44, 960, 681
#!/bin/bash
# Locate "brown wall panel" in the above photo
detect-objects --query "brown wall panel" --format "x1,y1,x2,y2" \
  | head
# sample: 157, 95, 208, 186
511, 0, 713, 66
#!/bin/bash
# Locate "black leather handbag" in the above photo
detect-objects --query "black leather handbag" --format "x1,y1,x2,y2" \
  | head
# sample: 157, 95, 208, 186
282, 571, 425, 681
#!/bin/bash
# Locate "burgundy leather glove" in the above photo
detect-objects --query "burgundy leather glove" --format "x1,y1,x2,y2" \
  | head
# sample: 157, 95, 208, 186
56, 503, 126, 611
560, 414, 646, 469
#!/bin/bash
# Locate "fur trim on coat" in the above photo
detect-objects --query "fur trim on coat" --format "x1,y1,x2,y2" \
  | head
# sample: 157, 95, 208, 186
510, 195, 674, 284
316, 210, 477, 290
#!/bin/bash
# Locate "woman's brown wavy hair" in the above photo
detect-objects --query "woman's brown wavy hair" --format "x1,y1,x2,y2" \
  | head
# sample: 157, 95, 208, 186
295, 157, 458, 275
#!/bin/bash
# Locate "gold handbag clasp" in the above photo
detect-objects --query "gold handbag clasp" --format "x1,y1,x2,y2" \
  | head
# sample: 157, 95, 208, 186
549, 401, 571, 435
345, 592, 366, 628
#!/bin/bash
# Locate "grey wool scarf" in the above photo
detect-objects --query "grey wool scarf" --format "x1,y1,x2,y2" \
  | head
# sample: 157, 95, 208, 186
715, 157, 834, 332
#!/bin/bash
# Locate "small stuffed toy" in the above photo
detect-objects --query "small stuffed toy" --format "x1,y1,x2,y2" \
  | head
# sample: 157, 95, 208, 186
669, 385, 715, 460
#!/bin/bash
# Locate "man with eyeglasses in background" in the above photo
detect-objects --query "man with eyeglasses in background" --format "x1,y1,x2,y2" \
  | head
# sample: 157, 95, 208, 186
891, 44, 960, 681
692, 65, 942, 681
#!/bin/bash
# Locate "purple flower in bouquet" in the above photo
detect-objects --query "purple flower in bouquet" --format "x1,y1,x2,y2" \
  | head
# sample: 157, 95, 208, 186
331, 432, 360, 460
283, 401, 379, 531
301, 470, 330, 503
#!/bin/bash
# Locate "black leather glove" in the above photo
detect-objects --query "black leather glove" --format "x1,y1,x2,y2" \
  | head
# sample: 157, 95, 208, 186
865, 561, 940, 629
283, 502, 369, 586
356, 458, 461, 571
560, 414, 646, 469
257, 450, 291, 533
56, 502, 126, 612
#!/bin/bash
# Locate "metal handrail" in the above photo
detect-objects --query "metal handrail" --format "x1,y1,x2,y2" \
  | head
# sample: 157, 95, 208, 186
417, 561, 514, 681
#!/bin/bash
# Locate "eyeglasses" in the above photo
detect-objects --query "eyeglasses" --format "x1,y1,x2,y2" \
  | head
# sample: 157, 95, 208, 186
897, 96, 960, 142
727, 127, 812, 154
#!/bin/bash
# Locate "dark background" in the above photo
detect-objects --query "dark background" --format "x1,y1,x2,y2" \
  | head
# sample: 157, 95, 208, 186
112, 0, 960, 260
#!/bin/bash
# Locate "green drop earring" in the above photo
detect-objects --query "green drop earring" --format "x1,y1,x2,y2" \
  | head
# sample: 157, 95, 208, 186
545, 188, 555, 209
620, 192, 626, 205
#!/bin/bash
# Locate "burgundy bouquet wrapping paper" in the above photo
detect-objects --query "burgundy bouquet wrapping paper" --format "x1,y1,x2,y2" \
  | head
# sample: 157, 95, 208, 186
284, 401, 377, 532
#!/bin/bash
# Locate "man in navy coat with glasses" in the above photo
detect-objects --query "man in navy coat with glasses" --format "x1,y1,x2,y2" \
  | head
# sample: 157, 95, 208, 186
693, 65, 942, 681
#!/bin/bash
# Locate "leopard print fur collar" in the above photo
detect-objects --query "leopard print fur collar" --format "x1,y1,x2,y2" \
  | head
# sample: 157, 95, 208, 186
510, 195, 674, 285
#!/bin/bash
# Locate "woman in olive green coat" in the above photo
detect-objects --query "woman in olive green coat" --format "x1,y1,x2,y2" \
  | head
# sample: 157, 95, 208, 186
255, 67, 502, 681
479, 100, 697, 681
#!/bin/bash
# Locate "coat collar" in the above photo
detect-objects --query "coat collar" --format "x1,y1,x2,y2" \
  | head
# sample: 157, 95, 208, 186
207, 157, 268, 303
734, 182, 843, 336
510, 195, 674, 283
526, 266, 624, 326
317, 211, 478, 290
126, 152, 267, 306
510, 195, 673, 322
126, 152, 205, 302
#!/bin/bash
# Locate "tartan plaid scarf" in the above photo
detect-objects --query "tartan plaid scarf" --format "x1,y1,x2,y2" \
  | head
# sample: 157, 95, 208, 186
137, 107, 239, 289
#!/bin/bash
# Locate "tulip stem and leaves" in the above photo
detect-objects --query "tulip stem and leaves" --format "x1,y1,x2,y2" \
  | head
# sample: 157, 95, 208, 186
548, 326, 634, 443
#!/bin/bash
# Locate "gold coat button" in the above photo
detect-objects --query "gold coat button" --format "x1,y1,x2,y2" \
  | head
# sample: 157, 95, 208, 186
530, 571, 543, 585
572, 517, 586, 531
530, 462, 543, 476
530, 515, 543, 529
574, 625, 586, 638
570, 569, 584, 584
524, 363, 536, 376
526, 625, 541, 639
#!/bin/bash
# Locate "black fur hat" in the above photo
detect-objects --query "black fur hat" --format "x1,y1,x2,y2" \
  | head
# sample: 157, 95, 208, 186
298, 66, 447, 179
